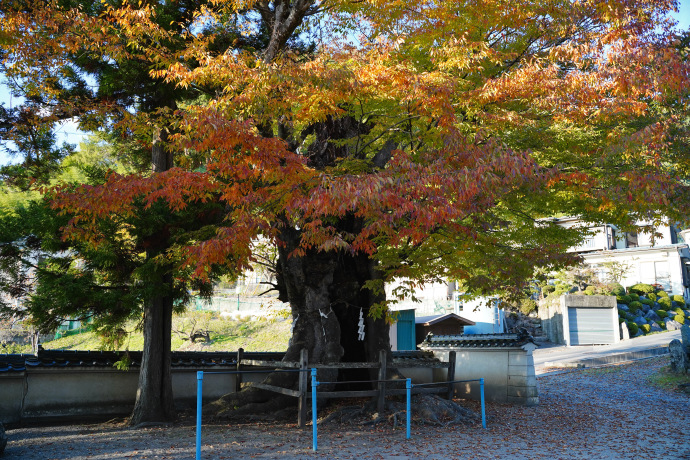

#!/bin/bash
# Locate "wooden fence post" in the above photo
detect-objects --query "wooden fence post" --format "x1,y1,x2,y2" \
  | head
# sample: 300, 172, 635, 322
447, 351, 456, 400
377, 350, 387, 414
235, 347, 244, 393
298, 348, 309, 428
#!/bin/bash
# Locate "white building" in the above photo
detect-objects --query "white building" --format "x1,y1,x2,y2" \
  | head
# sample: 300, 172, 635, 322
553, 217, 690, 299
385, 280, 505, 339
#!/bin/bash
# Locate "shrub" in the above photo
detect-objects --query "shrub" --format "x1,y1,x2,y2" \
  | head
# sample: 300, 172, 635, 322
616, 295, 632, 305
629, 283, 656, 295
640, 323, 651, 334
627, 322, 639, 336
647, 292, 657, 302
610, 285, 626, 296
657, 310, 668, 319
673, 295, 686, 306
657, 290, 669, 298
640, 298, 653, 306
543, 285, 556, 294
520, 298, 537, 315
674, 315, 685, 324
658, 297, 672, 309
629, 293, 640, 302
628, 301, 642, 313
674, 307, 685, 316
656, 321, 665, 329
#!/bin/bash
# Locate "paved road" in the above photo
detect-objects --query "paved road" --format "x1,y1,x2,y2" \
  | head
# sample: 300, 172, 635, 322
532, 329, 681, 374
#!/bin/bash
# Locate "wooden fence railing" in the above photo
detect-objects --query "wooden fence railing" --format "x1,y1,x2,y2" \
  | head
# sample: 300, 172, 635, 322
234, 348, 457, 427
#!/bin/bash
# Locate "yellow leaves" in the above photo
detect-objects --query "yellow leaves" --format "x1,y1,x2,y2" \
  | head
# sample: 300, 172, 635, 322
10, 0, 689, 277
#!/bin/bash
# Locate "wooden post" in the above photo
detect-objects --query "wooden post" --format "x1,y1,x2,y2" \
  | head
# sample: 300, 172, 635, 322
298, 348, 309, 428
447, 351, 456, 400
377, 350, 387, 414
235, 347, 244, 393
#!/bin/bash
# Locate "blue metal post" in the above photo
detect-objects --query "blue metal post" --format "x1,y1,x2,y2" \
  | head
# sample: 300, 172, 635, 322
311, 368, 318, 451
406, 378, 411, 439
196, 371, 203, 460
480, 378, 486, 429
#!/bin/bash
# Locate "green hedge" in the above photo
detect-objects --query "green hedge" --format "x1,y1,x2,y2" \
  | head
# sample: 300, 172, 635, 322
657, 310, 668, 319
640, 298, 653, 306
627, 322, 639, 336
657, 290, 669, 298
674, 315, 685, 324
629, 293, 640, 302
640, 323, 651, 334
673, 295, 686, 306
647, 292, 657, 302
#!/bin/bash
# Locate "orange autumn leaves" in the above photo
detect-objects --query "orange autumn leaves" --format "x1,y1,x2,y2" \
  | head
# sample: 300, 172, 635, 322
3, 0, 689, 281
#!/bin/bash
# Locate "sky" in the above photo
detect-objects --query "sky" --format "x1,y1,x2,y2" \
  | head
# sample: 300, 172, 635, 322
0, 77, 86, 166
0, 2, 689, 167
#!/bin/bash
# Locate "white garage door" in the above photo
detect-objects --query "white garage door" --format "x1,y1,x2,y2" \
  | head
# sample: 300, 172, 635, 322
568, 307, 615, 345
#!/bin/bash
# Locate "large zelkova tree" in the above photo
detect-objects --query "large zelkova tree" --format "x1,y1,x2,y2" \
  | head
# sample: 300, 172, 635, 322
1, 0, 689, 420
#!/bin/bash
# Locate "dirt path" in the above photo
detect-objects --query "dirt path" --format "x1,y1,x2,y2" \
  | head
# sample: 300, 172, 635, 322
5, 356, 690, 459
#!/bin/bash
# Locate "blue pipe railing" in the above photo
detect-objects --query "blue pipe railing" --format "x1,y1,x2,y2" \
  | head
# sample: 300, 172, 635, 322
194, 368, 307, 460
195, 371, 487, 457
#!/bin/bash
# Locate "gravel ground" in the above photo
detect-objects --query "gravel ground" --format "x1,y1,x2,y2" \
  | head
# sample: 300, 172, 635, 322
4, 356, 690, 459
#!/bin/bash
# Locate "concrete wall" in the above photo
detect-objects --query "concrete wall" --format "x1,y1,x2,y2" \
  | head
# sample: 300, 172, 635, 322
539, 294, 618, 346
1, 347, 538, 424
0, 366, 265, 425
424, 345, 538, 406
539, 297, 565, 344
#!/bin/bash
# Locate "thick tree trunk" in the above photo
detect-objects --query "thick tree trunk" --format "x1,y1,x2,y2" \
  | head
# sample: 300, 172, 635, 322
130, 280, 175, 425
130, 127, 175, 425
277, 224, 391, 387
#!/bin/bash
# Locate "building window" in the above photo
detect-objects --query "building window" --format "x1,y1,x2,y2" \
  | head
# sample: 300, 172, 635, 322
626, 232, 638, 248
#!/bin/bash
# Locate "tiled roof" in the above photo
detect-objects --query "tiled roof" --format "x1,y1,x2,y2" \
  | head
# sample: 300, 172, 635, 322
415, 313, 475, 326
2, 347, 507, 372
420, 331, 536, 349
0, 349, 286, 373
391, 350, 440, 362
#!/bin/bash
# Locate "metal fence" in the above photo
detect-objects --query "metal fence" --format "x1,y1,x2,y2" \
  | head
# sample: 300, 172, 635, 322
194, 369, 486, 459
